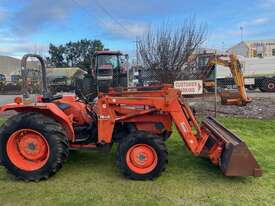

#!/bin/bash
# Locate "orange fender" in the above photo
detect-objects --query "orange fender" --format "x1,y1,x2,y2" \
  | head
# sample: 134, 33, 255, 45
0, 103, 75, 141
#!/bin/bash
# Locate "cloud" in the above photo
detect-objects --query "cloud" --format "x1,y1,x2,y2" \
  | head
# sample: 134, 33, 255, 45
2, 0, 154, 57
0, 7, 7, 22
8, 0, 180, 38
101, 20, 149, 39
258, 0, 275, 9
209, 28, 268, 42
260, 0, 275, 6
239, 17, 271, 27
10, 0, 154, 39
92, 0, 182, 18
0, 37, 48, 57
11, 0, 77, 35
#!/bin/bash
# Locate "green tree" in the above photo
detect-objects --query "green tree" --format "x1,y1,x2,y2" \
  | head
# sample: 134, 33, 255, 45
48, 44, 66, 67
48, 39, 105, 70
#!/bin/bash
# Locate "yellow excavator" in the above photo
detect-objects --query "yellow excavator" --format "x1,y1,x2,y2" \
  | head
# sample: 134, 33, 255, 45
194, 53, 252, 106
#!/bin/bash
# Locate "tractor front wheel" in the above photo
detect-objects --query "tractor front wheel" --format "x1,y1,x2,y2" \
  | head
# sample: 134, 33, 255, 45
0, 112, 69, 181
116, 132, 168, 180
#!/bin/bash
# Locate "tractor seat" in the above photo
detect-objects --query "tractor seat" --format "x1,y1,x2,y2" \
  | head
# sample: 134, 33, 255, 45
56, 103, 71, 110
42, 94, 63, 103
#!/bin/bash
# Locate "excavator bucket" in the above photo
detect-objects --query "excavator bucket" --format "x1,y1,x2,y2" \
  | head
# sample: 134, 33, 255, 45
202, 117, 262, 177
220, 90, 252, 106
220, 90, 241, 105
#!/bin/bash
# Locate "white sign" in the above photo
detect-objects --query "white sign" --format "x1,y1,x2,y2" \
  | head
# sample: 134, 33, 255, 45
244, 78, 255, 85
174, 80, 203, 95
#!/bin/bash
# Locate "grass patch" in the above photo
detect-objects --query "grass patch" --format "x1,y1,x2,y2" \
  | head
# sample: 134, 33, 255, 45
0, 118, 5, 125
0, 117, 274, 206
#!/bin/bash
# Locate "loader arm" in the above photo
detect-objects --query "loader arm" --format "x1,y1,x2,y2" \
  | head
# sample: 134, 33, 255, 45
96, 86, 261, 177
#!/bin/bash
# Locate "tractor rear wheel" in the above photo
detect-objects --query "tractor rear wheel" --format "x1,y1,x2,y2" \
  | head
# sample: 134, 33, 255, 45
116, 131, 167, 180
0, 112, 69, 181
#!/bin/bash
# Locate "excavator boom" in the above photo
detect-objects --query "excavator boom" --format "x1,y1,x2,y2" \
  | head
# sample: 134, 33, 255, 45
202, 54, 252, 106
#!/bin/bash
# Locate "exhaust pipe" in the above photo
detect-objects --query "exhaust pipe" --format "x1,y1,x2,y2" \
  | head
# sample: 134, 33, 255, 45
202, 117, 262, 177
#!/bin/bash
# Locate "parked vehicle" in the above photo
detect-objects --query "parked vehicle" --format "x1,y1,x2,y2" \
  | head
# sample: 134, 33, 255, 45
0, 74, 6, 91
216, 57, 275, 92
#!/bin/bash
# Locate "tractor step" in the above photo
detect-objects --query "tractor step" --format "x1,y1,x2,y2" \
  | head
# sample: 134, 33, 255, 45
202, 117, 262, 177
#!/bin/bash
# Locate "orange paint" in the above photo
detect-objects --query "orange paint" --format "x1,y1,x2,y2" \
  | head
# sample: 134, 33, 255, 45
7, 129, 49, 171
126, 144, 158, 174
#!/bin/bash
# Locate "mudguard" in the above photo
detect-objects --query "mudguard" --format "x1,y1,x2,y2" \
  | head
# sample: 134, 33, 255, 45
0, 102, 75, 141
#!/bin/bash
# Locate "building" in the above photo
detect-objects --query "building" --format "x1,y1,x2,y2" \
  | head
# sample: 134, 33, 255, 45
47, 67, 86, 83
0, 56, 40, 81
0, 56, 22, 76
228, 39, 275, 58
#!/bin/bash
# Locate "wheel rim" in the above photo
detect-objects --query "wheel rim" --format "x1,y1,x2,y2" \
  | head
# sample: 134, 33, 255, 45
6, 129, 50, 171
126, 144, 158, 174
267, 82, 275, 90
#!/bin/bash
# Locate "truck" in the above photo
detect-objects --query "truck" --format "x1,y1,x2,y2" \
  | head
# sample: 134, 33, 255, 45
216, 56, 275, 92
47, 67, 87, 94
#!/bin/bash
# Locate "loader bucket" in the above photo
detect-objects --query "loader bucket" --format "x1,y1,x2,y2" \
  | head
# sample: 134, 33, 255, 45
202, 117, 262, 177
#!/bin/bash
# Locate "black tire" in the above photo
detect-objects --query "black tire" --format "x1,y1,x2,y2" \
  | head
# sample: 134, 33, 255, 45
246, 85, 256, 91
261, 78, 275, 92
161, 132, 172, 141
0, 112, 69, 181
259, 87, 266, 92
116, 131, 168, 180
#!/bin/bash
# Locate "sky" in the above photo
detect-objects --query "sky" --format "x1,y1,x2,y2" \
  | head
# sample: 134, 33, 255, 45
0, 0, 275, 58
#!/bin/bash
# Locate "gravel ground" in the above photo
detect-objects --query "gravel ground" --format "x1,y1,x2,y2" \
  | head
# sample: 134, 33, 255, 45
188, 91, 275, 120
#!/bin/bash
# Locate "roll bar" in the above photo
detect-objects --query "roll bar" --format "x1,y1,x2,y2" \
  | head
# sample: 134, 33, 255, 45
21, 54, 49, 99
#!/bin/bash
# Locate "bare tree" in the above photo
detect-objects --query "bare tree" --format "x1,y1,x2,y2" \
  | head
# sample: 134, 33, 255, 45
138, 18, 207, 84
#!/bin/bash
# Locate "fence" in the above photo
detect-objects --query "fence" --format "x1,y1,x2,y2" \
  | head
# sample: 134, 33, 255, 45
135, 65, 275, 120
0, 66, 274, 120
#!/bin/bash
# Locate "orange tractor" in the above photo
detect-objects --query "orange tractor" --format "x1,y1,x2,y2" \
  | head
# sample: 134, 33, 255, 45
0, 54, 261, 181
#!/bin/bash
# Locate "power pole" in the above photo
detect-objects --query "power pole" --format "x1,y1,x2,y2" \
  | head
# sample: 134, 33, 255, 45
240, 26, 244, 42
135, 37, 140, 65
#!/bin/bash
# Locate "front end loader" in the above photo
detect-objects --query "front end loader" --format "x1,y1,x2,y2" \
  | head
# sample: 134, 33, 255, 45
0, 54, 262, 181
